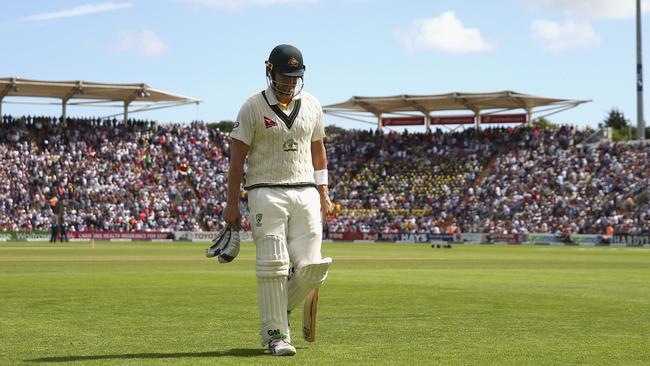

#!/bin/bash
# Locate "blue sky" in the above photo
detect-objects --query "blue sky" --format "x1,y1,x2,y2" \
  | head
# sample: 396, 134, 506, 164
1, 0, 649, 130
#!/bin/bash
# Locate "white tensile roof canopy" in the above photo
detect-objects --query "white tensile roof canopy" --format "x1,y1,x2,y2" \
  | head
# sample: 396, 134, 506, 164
0, 77, 201, 121
323, 91, 590, 129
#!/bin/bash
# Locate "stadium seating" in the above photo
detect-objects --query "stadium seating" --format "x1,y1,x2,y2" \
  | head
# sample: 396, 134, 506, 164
1, 114, 648, 235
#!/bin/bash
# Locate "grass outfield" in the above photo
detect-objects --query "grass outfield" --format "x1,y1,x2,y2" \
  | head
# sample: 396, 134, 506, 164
1, 242, 649, 365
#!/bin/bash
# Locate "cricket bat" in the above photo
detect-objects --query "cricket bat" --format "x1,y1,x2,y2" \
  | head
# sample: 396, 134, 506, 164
303, 288, 319, 342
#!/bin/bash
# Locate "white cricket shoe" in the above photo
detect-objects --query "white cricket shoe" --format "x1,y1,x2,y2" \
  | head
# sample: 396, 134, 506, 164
268, 338, 296, 356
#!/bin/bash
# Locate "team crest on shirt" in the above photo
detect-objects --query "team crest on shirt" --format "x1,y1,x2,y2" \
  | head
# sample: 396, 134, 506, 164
255, 213, 263, 227
263, 116, 278, 128
283, 138, 298, 152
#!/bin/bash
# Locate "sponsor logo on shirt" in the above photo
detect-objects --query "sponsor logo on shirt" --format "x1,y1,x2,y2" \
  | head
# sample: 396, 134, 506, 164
264, 116, 278, 128
232, 122, 240, 129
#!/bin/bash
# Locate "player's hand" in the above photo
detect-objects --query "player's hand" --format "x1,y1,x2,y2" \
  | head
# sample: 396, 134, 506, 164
223, 203, 241, 231
317, 186, 332, 226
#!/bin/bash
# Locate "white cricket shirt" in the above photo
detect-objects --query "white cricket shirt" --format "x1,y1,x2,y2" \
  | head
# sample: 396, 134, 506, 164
231, 87, 325, 190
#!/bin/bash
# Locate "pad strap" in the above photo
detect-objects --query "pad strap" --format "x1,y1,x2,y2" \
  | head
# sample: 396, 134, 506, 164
256, 235, 290, 277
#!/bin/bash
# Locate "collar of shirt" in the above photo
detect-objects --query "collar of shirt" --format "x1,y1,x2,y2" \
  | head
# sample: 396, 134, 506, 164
264, 86, 302, 106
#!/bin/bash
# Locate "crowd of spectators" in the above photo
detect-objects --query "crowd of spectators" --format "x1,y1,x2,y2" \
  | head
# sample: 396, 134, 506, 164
459, 131, 649, 235
324, 128, 501, 234
324, 125, 648, 235
1, 115, 229, 232
1, 114, 648, 235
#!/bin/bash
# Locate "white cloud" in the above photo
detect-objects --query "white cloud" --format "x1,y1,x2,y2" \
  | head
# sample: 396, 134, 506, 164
531, 19, 601, 51
396, 11, 494, 54
109, 30, 169, 58
183, 0, 318, 9
528, 0, 649, 20
23, 2, 133, 21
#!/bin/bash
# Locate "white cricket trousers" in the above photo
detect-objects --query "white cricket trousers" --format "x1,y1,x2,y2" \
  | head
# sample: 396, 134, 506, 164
247, 186, 323, 345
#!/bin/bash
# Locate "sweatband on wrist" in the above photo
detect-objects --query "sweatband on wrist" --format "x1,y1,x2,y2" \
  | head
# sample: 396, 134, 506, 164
314, 169, 328, 186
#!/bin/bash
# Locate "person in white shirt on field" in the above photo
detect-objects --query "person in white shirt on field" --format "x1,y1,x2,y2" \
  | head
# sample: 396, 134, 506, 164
224, 44, 332, 356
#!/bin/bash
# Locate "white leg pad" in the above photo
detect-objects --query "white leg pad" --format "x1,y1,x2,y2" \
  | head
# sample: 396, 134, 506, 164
287, 257, 332, 311
256, 235, 291, 345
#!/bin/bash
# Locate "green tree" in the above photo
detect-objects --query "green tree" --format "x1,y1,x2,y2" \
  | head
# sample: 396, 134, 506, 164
602, 108, 629, 130
611, 127, 635, 141
325, 125, 346, 135
207, 120, 235, 133
532, 116, 557, 130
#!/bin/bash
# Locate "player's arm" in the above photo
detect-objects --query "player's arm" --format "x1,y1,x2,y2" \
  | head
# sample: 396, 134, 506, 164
311, 139, 332, 222
224, 138, 249, 230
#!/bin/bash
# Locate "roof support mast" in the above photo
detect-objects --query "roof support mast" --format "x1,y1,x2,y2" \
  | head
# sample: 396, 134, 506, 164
61, 81, 84, 124
401, 95, 431, 132
0, 89, 6, 119
637, 0, 645, 140
1, 79, 19, 120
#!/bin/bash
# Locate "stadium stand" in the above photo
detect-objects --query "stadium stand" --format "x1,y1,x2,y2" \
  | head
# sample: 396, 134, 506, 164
1, 115, 648, 235
459, 129, 650, 235
324, 125, 648, 236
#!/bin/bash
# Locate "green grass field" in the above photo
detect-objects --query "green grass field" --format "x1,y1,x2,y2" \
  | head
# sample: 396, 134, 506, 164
1, 242, 649, 365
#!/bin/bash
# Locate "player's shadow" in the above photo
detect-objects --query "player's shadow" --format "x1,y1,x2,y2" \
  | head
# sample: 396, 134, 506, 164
26, 348, 266, 362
